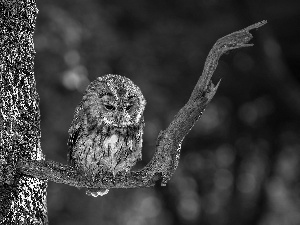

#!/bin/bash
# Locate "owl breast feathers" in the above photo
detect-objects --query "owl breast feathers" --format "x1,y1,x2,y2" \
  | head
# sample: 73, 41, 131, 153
68, 74, 146, 181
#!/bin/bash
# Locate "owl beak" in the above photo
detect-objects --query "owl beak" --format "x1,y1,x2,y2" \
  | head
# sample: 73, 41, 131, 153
113, 111, 131, 126
117, 105, 125, 112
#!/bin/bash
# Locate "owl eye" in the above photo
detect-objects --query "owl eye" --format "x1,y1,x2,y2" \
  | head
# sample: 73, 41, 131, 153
104, 104, 115, 110
126, 104, 133, 111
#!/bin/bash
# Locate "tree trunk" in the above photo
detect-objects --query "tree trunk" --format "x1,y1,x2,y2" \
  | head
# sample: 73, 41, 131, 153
0, 0, 48, 224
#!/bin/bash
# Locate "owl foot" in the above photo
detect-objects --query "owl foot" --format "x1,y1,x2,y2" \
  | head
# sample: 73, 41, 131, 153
86, 188, 109, 197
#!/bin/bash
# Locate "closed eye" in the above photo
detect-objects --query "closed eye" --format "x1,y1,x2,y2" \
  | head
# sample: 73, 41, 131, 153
104, 104, 115, 110
126, 105, 133, 111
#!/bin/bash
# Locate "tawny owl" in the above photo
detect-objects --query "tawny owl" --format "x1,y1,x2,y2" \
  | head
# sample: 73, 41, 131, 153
68, 74, 146, 197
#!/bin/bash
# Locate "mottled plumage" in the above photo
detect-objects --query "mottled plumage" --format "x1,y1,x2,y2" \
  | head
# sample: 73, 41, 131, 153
68, 74, 146, 197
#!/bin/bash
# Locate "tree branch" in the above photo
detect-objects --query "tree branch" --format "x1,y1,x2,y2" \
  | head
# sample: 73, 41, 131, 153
16, 21, 267, 193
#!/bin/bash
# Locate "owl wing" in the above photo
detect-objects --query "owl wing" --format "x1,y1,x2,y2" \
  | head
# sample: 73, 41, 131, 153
67, 101, 85, 167
134, 117, 145, 161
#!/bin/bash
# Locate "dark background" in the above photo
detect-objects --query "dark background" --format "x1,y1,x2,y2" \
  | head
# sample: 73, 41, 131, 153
34, 0, 300, 224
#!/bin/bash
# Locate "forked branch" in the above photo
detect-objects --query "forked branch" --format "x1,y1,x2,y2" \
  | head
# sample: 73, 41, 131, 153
16, 20, 267, 192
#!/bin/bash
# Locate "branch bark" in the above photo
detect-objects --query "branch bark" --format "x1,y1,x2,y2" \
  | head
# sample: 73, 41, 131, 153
16, 21, 267, 193
0, 0, 48, 224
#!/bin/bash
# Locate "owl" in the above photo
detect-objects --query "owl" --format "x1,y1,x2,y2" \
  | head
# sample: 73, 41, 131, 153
67, 74, 146, 197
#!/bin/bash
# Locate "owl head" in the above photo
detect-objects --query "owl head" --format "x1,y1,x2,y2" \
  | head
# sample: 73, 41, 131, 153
82, 74, 146, 127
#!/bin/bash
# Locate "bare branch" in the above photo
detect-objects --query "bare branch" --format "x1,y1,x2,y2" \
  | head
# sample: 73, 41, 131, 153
16, 21, 267, 193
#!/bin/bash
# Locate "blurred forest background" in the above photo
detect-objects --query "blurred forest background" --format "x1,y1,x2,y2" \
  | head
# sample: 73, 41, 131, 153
33, 0, 300, 224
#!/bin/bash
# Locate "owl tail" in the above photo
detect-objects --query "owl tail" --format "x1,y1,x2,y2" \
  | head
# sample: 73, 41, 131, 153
86, 188, 109, 197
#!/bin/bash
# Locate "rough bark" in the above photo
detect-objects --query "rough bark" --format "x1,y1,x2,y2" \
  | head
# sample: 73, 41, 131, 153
0, 0, 48, 224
